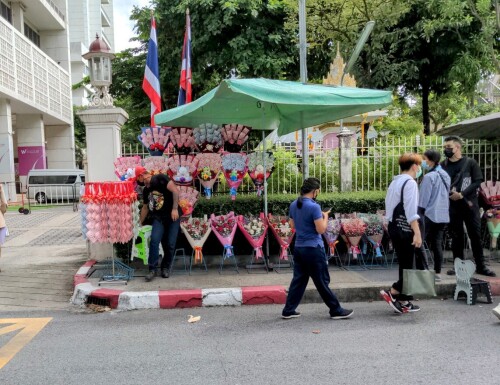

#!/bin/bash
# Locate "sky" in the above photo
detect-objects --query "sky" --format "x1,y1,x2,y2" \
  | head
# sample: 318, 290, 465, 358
113, 0, 150, 52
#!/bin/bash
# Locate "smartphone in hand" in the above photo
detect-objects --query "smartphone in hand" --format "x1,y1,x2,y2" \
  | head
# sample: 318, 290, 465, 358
323, 207, 332, 213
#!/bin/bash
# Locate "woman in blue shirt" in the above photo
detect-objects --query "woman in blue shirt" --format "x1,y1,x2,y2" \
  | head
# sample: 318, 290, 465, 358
418, 149, 450, 281
281, 178, 353, 320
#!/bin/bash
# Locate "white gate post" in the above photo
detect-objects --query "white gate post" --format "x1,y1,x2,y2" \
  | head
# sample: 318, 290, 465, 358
337, 130, 355, 192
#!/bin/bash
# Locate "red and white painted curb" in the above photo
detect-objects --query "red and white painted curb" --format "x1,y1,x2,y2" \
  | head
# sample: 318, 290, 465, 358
72, 260, 287, 311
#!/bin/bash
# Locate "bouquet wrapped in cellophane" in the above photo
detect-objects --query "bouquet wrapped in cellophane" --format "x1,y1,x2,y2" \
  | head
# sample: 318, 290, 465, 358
166, 154, 199, 186
180, 215, 211, 264
358, 213, 384, 257
193, 123, 223, 153
237, 213, 268, 260
195, 153, 222, 199
169, 127, 196, 155
221, 124, 251, 152
267, 214, 295, 260
247, 152, 275, 196
143, 156, 169, 176
323, 218, 341, 256
114, 156, 142, 181
340, 217, 366, 260
221, 152, 248, 200
210, 212, 238, 259
178, 186, 199, 217
138, 126, 171, 156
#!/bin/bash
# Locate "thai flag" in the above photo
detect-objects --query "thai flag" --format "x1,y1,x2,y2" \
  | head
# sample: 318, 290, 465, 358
142, 16, 161, 127
177, 10, 192, 106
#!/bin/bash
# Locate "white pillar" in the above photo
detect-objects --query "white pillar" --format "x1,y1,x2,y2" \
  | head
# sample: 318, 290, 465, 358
0, 99, 17, 201
16, 114, 46, 190
45, 125, 76, 169
77, 107, 128, 181
337, 130, 355, 192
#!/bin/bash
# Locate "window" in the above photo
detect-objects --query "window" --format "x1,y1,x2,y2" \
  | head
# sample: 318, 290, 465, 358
80, 175, 85, 183
46, 175, 69, 184
1, 2, 11, 23
24, 23, 40, 47
29, 176, 44, 184
66, 175, 77, 184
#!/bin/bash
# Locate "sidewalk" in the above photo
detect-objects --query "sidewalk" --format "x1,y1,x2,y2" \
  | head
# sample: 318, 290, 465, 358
72, 256, 500, 311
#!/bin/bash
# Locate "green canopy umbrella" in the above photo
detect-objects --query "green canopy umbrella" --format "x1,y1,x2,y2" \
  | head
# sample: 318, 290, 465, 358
154, 78, 392, 136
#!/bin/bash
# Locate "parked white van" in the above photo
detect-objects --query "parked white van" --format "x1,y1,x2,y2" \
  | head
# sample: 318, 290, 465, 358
27, 169, 85, 204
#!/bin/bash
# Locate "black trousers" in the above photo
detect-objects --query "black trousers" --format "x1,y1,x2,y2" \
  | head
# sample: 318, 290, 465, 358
449, 199, 485, 269
423, 218, 446, 274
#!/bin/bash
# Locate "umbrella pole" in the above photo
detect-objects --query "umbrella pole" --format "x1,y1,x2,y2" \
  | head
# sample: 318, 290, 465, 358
263, 127, 270, 260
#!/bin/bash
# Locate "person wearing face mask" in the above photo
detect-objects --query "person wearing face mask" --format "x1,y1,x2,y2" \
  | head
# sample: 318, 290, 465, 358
441, 136, 495, 277
380, 153, 423, 314
417, 149, 450, 281
281, 177, 353, 320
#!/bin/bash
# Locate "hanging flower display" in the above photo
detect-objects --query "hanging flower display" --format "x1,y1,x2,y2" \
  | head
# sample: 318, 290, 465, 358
178, 186, 199, 217
137, 126, 171, 156
143, 156, 169, 176
193, 123, 223, 153
195, 153, 222, 199
169, 127, 197, 155
210, 212, 238, 260
358, 213, 384, 257
267, 214, 295, 261
221, 152, 248, 200
247, 151, 275, 196
114, 156, 142, 181
221, 124, 251, 152
180, 216, 211, 264
341, 218, 367, 260
323, 218, 341, 256
166, 154, 199, 186
485, 209, 500, 248
237, 213, 268, 260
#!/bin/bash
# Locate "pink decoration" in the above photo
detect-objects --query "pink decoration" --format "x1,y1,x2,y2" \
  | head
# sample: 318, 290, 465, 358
178, 186, 199, 217
221, 152, 248, 200
166, 155, 199, 186
221, 124, 251, 152
114, 156, 142, 180
169, 127, 197, 154
143, 156, 169, 176
237, 213, 268, 260
138, 127, 171, 156
195, 153, 222, 199
210, 212, 238, 257
341, 218, 366, 259
267, 214, 295, 260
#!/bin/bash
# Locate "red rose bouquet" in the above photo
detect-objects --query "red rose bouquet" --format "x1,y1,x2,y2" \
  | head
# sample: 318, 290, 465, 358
358, 213, 384, 257
267, 214, 295, 260
210, 212, 238, 259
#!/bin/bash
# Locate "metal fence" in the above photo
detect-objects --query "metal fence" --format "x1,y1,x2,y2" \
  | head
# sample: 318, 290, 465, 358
26, 184, 81, 212
122, 136, 500, 195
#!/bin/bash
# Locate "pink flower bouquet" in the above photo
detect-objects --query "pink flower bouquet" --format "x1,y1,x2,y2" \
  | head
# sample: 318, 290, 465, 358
138, 126, 171, 156
195, 153, 222, 199
178, 186, 199, 217
485, 209, 500, 248
358, 213, 384, 257
221, 152, 248, 200
166, 154, 199, 186
193, 123, 223, 153
169, 127, 196, 155
267, 214, 295, 260
210, 212, 238, 259
323, 218, 341, 256
143, 156, 169, 176
114, 156, 142, 181
180, 216, 211, 264
237, 213, 268, 260
341, 218, 366, 259
221, 124, 251, 152
247, 152, 275, 196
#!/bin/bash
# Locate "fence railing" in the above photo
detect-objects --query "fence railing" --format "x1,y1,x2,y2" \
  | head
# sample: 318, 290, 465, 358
26, 183, 81, 212
122, 135, 500, 195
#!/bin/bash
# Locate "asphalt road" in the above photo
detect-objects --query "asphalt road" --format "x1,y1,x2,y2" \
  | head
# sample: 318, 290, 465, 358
0, 299, 499, 385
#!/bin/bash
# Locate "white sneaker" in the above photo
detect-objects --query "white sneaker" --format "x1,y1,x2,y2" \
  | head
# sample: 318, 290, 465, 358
435, 274, 442, 282
493, 304, 500, 321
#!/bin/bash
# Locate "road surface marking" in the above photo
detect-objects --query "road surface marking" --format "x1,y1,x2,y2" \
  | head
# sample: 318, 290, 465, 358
0, 318, 52, 370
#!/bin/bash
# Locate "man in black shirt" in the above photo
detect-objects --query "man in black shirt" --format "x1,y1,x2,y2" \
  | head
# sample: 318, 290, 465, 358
441, 136, 495, 277
136, 167, 181, 282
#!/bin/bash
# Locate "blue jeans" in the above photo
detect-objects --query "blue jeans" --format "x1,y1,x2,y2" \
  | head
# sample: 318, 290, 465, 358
282, 245, 344, 316
148, 217, 180, 272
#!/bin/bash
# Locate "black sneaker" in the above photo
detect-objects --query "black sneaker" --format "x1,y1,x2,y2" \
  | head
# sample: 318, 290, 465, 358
401, 302, 420, 312
331, 309, 354, 320
161, 268, 170, 278
380, 290, 406, 314
447, 269, 456, 276
145, 270, 157, 282
476, 267, 496, 277
281, 311, 301, 319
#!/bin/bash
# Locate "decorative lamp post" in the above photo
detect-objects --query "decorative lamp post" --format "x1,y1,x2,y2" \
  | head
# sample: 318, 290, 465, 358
82, 34, 115, 107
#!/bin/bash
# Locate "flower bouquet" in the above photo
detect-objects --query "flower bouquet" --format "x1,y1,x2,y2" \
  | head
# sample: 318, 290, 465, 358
323, 218, 341, 256
221, 152, 248, 200
341, 217, 366, 260
247, 152, 275, 196
485, 209, 500, 248
193, 123, 223, 153
210, 212, 238, 262
267, 214, 295, 261
358, 213, 384, 257
169, 127, 196, 155
166, 154, 199, 186
178, 186, 199, 217
180, 216, 211, 264
114, 156, 142, 181
143, 156, 169, 176
138, 126, 171, 156
195, 153, 222, 199
237, 213, 268, 260
376, 209, 393, 252
221, 124, 251, 152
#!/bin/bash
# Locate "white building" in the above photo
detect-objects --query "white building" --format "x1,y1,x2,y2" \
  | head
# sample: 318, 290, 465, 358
68, 0, 115, 107
0, 0, 74, 200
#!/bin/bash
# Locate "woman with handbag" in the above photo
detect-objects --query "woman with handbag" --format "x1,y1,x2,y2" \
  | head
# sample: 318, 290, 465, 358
380, 153, 423, 314
0, 184, 8, 273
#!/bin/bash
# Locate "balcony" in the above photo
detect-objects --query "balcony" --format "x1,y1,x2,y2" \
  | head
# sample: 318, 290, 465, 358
101, 7, 111, 28
0, 17, 72, 125
23, 0, 65, 31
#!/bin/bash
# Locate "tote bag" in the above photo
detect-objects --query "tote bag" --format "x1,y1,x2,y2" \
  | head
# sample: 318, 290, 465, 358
402, 268, 437, 297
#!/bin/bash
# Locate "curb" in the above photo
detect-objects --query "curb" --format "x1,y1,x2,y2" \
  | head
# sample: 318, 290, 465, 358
71, 260, 287, 310
72, 261, 500, 311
